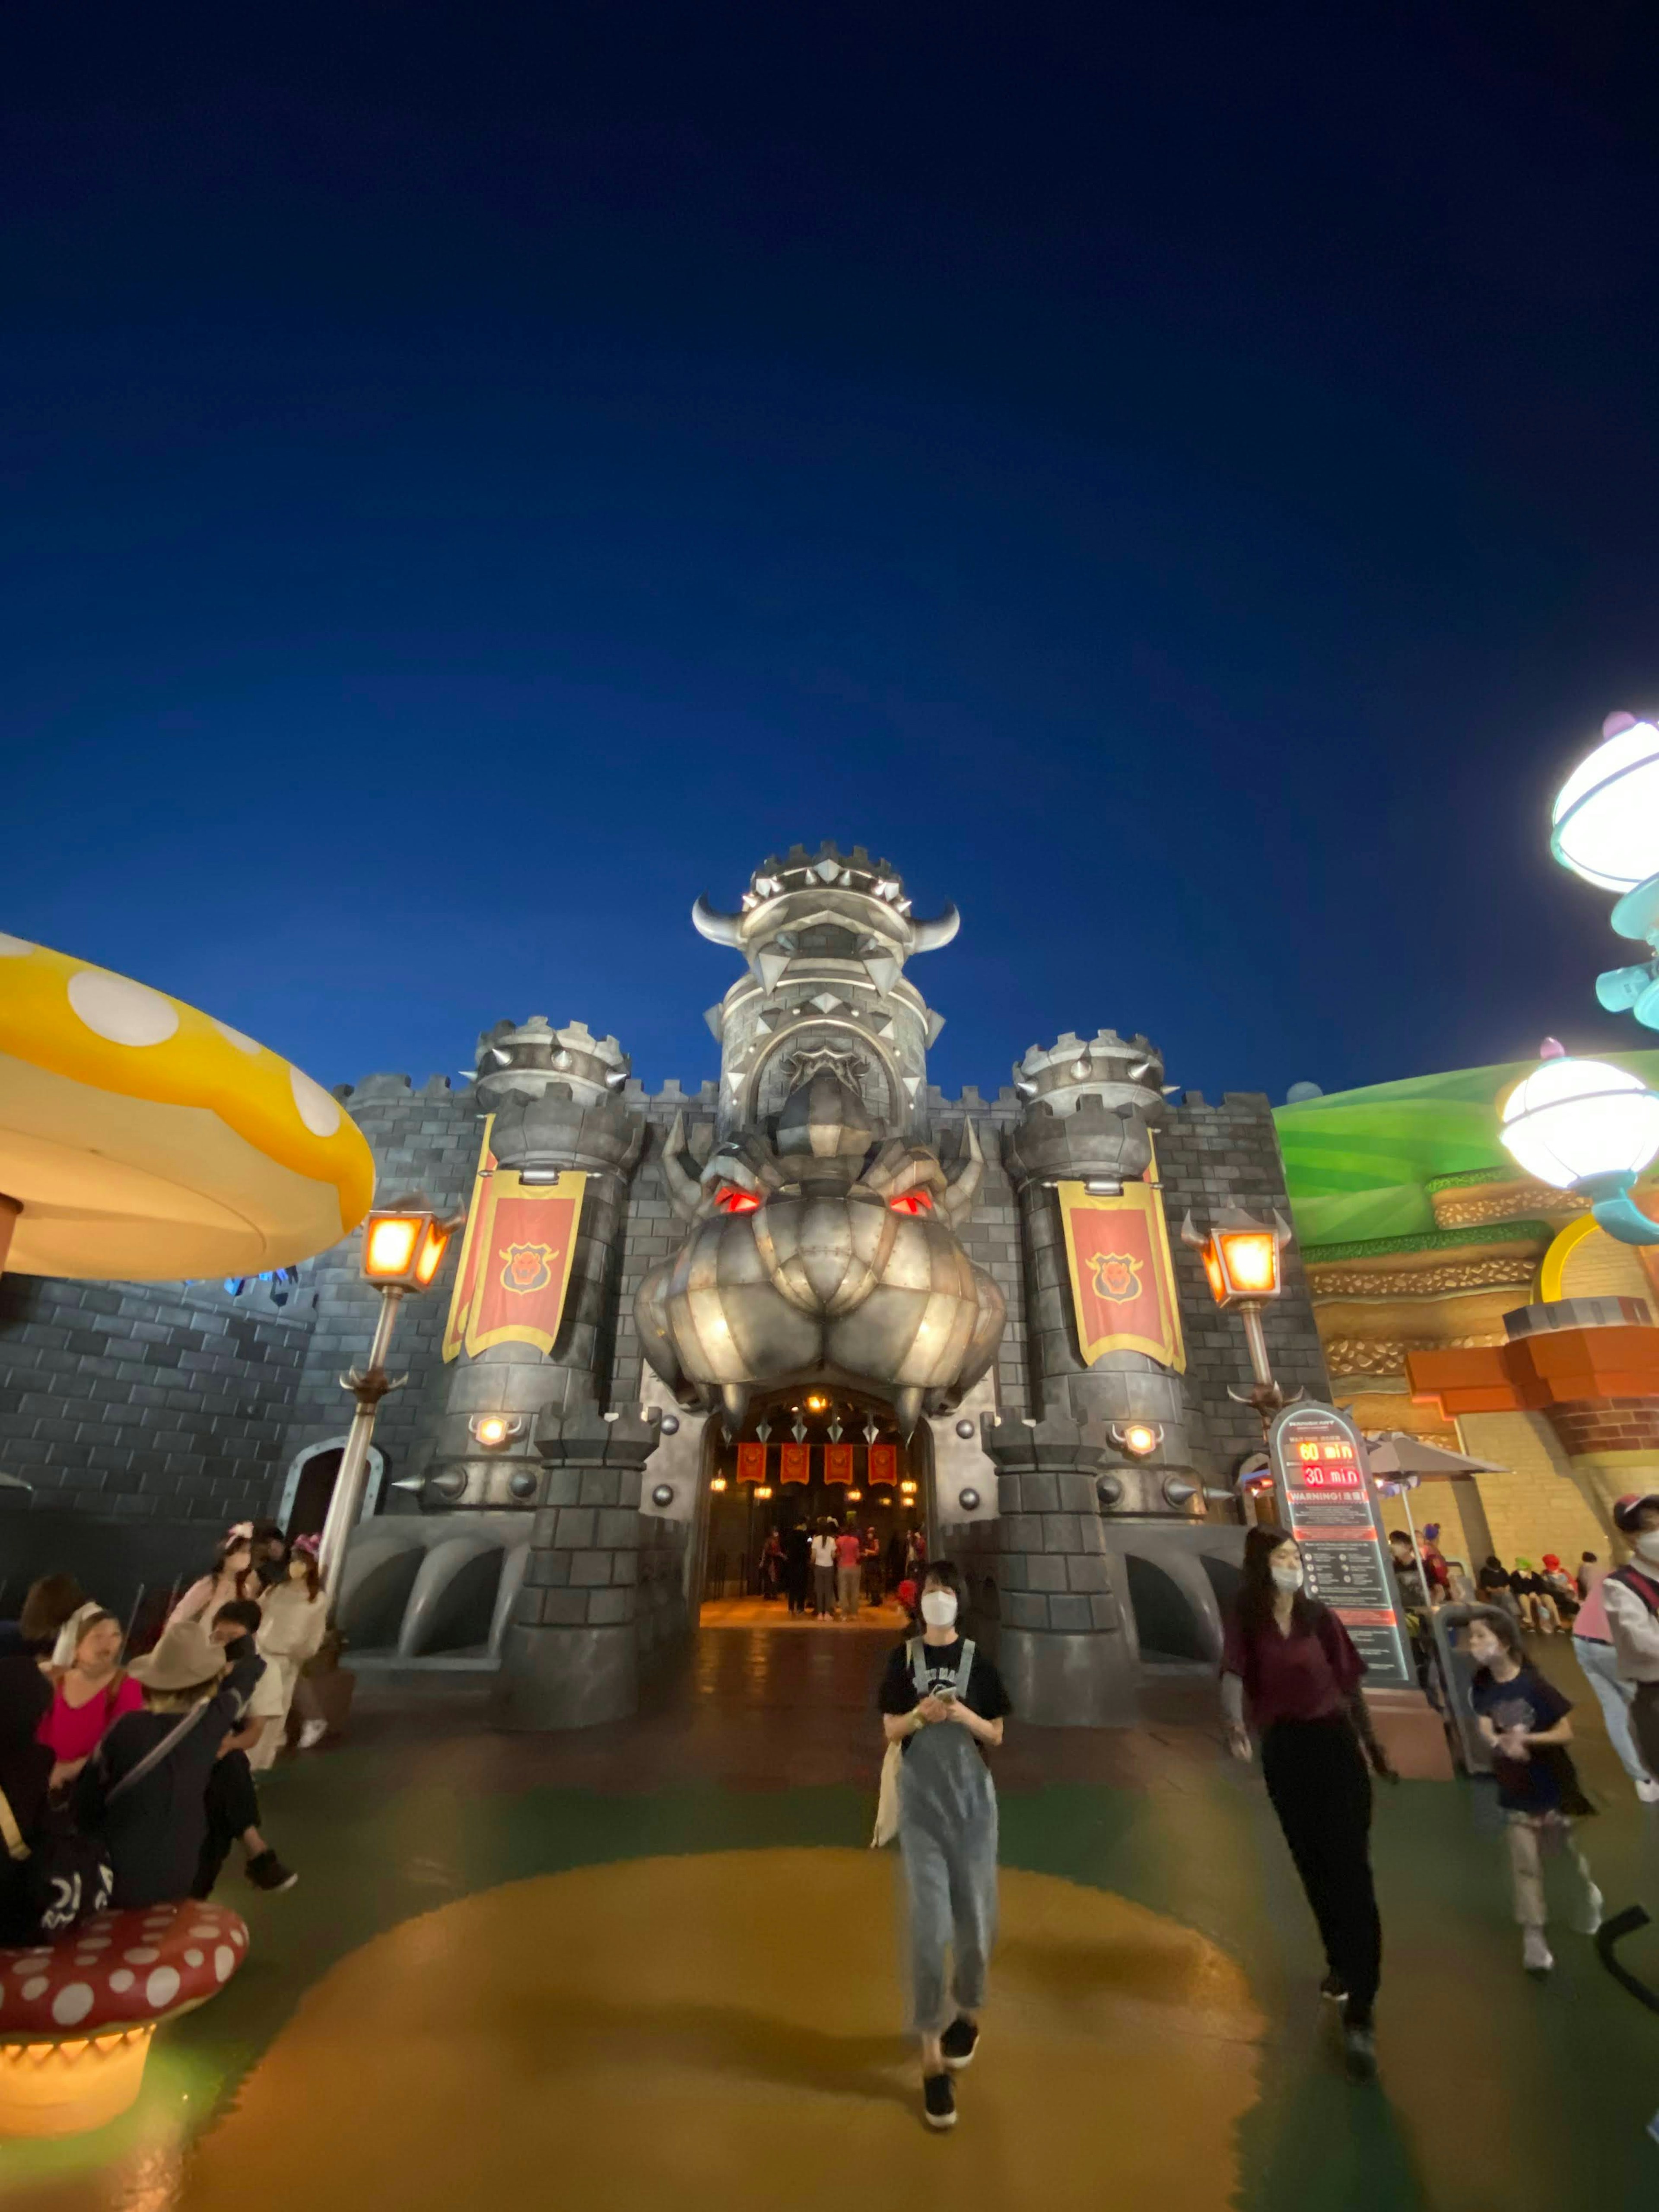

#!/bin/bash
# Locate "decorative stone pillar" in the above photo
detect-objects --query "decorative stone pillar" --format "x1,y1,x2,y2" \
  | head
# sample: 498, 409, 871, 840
421, 1018, 643, 1510
988, 1031, 1202, 1725
493, 1405, 657, 1730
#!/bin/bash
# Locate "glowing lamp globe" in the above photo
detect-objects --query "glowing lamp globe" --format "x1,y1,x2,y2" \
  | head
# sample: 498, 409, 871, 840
1500, 1054, 1659, 1190
1551, 717, 1659, 893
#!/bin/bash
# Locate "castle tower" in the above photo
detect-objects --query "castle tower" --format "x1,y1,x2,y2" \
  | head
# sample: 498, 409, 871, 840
692, 841, 958, 1141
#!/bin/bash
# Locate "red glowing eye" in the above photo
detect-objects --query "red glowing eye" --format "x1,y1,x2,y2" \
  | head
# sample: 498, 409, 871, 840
715, 1186, 761, 1214
888, 1190, 934, 1215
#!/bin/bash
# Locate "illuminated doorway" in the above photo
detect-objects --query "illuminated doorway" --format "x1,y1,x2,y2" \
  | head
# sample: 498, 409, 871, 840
696, 1387, 932, 1629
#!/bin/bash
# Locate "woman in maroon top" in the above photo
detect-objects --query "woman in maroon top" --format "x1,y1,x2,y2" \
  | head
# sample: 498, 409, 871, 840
1222, 1526, 1394, 2081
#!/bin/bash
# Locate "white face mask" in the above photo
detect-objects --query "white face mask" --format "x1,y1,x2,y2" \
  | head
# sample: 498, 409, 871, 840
920, 1589, 959, 1628
1636, 1531, 1659, 1563
1270, 1559, 1304, 1593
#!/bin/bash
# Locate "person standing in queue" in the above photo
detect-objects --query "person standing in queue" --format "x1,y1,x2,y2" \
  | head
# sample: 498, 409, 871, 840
783, 1522, 811, 1617
810, 1525, 837, 1619
1221, 1525, 1394, 2082
878, 1560, 1011, 2133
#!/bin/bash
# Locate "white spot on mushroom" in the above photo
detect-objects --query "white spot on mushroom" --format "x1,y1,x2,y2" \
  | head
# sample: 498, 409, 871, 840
123, 1947, 159, 1964
289, 1066, 342, 1136
184, 1948, 203, 1967
20, 1977, 47, 2000
0, 934, 33, 957
108, 1970, 135, 1994
78, 1936, 111, 1951
67, 970, 180, 1048
187, 1924, 219, 1941
211, 1017, 262, 1055
144, 1966, 181, 2010
213, 1945, 235, 1982
51, 1983, 95, 2027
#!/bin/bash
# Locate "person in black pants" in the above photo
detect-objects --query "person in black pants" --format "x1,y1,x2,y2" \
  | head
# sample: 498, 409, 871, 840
783, 1523, 811, 1616
1221, 1525, 1395, 2082
191, 1601, 297, 1898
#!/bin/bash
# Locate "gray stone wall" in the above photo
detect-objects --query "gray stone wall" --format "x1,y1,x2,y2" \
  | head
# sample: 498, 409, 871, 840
0, 1272, 314, 1525
276, 1073, 481, 1497
1156, 1090, 1330, 1480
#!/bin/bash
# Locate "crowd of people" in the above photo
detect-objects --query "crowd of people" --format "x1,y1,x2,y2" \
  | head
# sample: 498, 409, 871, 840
758, 1519, 928, 1620
0, 1519, 331, 1946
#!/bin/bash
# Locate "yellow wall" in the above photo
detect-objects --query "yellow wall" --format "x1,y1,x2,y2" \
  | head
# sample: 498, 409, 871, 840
1455, 1409, 1610, 1569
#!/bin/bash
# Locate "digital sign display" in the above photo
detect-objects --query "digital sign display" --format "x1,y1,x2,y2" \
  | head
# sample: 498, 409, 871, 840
1267, 1402, 1414, 1688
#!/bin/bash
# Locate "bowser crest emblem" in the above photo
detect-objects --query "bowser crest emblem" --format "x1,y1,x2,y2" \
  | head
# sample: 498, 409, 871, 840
1088, 1250, 1143, 1304
500, 1243, 556, 1294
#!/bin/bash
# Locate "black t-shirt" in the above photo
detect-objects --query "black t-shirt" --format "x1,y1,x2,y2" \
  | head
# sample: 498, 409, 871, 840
1469, 1662, 1575, 1813
878, 1636, 1013, 1745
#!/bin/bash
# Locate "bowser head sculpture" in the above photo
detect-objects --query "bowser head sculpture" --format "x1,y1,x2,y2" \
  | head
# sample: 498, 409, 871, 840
634, 1062, 1004, 1436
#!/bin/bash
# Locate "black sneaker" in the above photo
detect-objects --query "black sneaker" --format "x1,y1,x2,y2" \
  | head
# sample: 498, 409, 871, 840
922, 2072, 957, 2130
246, 1850, 298, 1894
1319, 1974, 1349, 2006
940, 2015, 980, 2069
1343, 2023, 1377, 2083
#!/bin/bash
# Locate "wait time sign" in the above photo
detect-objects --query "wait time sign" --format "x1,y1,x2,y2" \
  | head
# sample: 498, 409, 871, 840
1266, 1401, 1414, 1689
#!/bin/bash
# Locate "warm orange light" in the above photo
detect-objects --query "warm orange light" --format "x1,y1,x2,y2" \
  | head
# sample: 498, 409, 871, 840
475, 1415, 510, 1447
1200, 1240, 1227, 1304
806, 1394, 829, 1412
846, 1489, 862, 1501
413, 1218, 451, 1286
900, 1479, 918, 1495
0, 2026, 154, 2138
755, 1485, 773, 1499
711, 1477, 728, 1492
365, 1214, 420, 1280
1216, 1229, 1279, 1297
1122, 1422, 1158, 1456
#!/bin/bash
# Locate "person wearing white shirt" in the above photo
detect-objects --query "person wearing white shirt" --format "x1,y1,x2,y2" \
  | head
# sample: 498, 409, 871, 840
1599, 1492, 1659, 1785
809, 1529, 837, 1618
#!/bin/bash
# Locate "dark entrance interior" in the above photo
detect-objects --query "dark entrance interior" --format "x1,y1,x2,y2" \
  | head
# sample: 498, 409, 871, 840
286, 1449, 343, 1542
1123, 1554, 1209, 1662
699, 1388, 929, 1611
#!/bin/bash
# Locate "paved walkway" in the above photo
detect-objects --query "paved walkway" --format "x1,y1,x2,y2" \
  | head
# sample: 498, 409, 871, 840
7, 1630, 1659, 2209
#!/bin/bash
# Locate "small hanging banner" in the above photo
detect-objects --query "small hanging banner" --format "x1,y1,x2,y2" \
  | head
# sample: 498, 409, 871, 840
1056, 1169, 1185, 1372
868, 1443, 899, 1488
736, 1442, 766, 1484
779, 1442, 810, 1484
824, 1443, 855, 1485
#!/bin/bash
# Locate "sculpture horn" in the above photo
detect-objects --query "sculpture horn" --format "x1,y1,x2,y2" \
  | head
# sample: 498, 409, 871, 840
692, 896, 745, 947
659, 1113, 705, 1222
721, 1383, 752, 1437
941, 1117, 985, 1225
908, 903, 960, 954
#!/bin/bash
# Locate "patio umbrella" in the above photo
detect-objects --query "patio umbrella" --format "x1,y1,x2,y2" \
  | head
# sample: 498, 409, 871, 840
1362, 1433, 1507, 1479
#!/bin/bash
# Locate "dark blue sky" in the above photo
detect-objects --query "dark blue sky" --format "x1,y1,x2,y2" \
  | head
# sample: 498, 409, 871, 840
7, 2, 1659, 1103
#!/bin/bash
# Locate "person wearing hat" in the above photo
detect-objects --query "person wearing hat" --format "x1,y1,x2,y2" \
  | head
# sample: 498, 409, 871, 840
72, 1616, 261, 1910
1602, 1494, 1659, 1785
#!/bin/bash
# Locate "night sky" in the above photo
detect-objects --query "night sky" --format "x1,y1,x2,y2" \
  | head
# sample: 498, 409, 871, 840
7, 4, 1659, 1106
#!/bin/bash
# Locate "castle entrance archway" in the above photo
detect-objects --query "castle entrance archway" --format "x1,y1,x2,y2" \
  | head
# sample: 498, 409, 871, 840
696, 1387, 933, 1628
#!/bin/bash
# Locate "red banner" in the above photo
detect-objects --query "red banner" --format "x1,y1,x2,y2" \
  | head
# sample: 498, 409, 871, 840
824, 1443, 854, 1485
868, 1443, 898, 1488
441, 1124, 587, 1360
1056, 1171, 1185, 1371
736, 1442, 766, 1484
779, 1442, 810, 1484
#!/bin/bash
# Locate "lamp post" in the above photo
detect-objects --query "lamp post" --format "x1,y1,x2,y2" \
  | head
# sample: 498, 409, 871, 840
1499, 1042, 1659, 1247
1182, 1206, 1300, 1433
316, 1194, 461, 1614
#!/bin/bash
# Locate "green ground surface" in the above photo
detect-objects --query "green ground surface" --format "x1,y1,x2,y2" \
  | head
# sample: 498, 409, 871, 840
7, 1640, 1659, 2209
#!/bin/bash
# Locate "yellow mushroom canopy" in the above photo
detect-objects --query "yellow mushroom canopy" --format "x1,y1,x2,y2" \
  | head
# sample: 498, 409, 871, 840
0, 935, 375, 1281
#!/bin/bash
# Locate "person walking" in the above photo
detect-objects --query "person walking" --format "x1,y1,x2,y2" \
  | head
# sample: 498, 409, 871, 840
1465, 1610, 1602, 1975
252, 1541, 330, 1768
877, 1559, 1012, 2133
861, 1525, 882, 1605
1570, 1564, 1659, 1802
835, 1523, 864, 1621
1602, 1493, 1659, 1783
810, 1526, 837, 1618
1221, 1525, 1393, 2082
192, 1601, 297, 1895
784, 1523, 811, 1616
73, 1618, 262, 1909
759, 1529, 785, 1602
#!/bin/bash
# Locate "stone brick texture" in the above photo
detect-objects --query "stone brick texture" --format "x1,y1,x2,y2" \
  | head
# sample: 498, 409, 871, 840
0, 1069, 1325, 1554
1547, 1398, 1659, 1459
